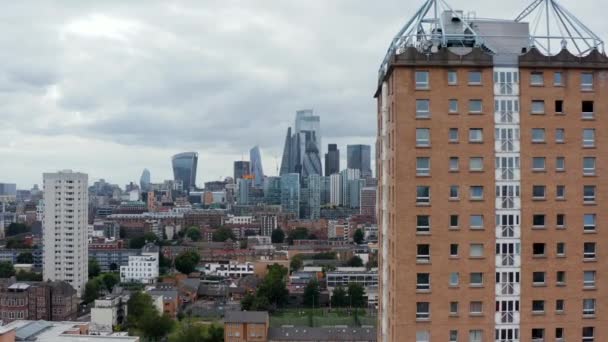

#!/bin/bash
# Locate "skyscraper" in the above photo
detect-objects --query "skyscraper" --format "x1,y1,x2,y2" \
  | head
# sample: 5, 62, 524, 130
329, 173, 342, 206
172, 152, 198, 191
302, 140, 322, 177
139, 169, 151, 192
279, 127, 293, 176
305, 175, 321, 220
234, 161, 251, 181
249, 146, 265, 188
280, 110, 322, 176
340, 168, 360, 207
236, 178, 251, 205
375, 1, 607, 341
263, 176, 282, 205
324, 144, 340, 176
347, 145, 372, 178
43, 170, 88, 297
280, 173, 300, 217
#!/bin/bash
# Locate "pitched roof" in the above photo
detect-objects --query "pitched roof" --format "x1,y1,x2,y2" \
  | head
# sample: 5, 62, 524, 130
268, 327, 377, 341
224, 311, 268, 324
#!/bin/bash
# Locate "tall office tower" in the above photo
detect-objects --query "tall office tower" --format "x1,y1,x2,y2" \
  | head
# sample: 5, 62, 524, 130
279, 127, 293, 176
324, 144, 340, 176
348, 179, 365, 209
302, 140, 322, 178
306, 175, 321, 220
347, 145, 372, 178
340, 169, 360, 207
42, 170, 88, 297
375, 1, 607, 341
280, 173, 300, 217
263, 176, 282, 205
234, 161, 251, 181
237, 178, 251, 205
360, 187, 377, 219
0, 183, 17, 202
329, 173, 342, 206
295, 109, 321, 154
280, 110, 322, 176
139, 169, 151, 192
320, 176, 331, 205
172, 152, 198, 191
249, 146, 265, 188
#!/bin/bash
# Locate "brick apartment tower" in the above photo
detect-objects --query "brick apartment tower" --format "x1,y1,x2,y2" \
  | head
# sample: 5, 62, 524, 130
375, 1, 607, 341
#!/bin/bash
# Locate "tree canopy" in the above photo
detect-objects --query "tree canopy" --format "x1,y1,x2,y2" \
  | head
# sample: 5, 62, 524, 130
347, 256, 364, 267
330, 286, 348, 307
16, 252, 34, 264
89, 259, 101, 278
169, 322, 223, 342
271, 228, 285, 243
127, 292, 174, 340
242, 264, 288, 311
303, 279, 320, 308
347, 283, 366, 308
286, 227, 311, 245
6, 223, 30, 237
290, 255, 303, 272
212, 227, 235, 242
175, 251, 200, 275
185, 227, 202, 241
353, 228, 364, 244
0, 262, 16, 278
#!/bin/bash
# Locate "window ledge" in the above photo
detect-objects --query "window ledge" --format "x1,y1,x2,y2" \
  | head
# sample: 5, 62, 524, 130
469, 285, 484, 288
469, 313, 484, 317
532, 283, 547, 287
532, 311, 546, 316
583, 286, 597, 291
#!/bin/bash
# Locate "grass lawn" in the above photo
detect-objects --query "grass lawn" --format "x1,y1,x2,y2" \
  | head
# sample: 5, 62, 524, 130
270, 308, 375, 328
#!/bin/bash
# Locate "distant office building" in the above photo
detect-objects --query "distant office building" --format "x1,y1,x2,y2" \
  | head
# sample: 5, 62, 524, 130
347, 145, 372, 178
233, 161, 251, 181
120, 244, 159, 284
171, 152, 198, 191
260, 214, 278, 236
349, 179, 366, 209
139, 169, 151, 192
279, 110, 321, 176
280, 173, 300, 217
360, 187, 377, 219
43, 170, 88, 297
263, 177, 281, 205
340, 169, 361, 207
306, 175, 321, 220
329, 173, 342, 206
204, 181, 227, 192
249, 146, 265, 188
237, 178, 251, 205
324, 144, 340, 176
320, 176, 331, 205
0, 183, 17, 201
302, 140, 322, 178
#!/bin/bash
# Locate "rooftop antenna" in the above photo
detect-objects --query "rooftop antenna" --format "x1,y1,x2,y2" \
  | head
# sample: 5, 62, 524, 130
515, 0, 604, 56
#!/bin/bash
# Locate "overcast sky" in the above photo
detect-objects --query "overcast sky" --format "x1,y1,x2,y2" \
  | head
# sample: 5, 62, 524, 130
1, 0, 605, 189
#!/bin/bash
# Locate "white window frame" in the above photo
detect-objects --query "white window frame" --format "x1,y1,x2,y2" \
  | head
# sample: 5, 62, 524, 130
531, 100, 545, 114
416, 128, 430, 147
416, 99, 431, 118
415, 71, 429, 89
583, 129, 595, 147
583, 157, 596, 176
469, 129, 483, 143
416, 157, 430, 176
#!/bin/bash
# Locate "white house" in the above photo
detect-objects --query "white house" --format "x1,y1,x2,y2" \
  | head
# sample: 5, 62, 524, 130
120, 245, 159, 284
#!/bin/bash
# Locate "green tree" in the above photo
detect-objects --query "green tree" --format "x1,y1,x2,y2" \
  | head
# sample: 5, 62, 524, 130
331, 286, 348, 307
129, 236, 146, 249
174, 251, 200, 275
16, 270, 42, 281
303, 279, 320, 308
271, 228, 285, 243
126, 292, 155, 327
256, 264, 288, 307
212, 227, 235, 242
6, 238, 29, 249
83, 279, 102, 304
0, 261, 16, 278
16, 252, 34, 264
139, 312, 175, 341
185, 227, 201, 241
353, 228, 364, 244
347, 256, 364, 267
101, 273, 120, 292
347, 283, 366, 308
109, 263, 118, 271
290, 255, 303, 272
169, 322, 223, 342
6, 223, 29, 236
241, 293, 255, 310
89, 259, 101, 278
144, 232, 159, 244
286, 227, 309, 245
251, 295, 270, 311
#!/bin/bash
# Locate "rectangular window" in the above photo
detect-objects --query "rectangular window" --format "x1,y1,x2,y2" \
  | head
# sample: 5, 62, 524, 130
416, 215, 430, 233
449, 330, 458, 342
416, 331, 430, 342
555, 128, 565, 143
416, 128, 430, 147
448, 70, 458, 85
469, 157, 483, 171
469, 186, 484, 200
532, 214, 545, 228
554, 72, 563, 86
532, 157, 546, 171
449, 99, 459, 113
417, 244, 430, 263
555, 100, 564, 114
583, 185, 596, 203
449, 302, 459, 315
470, 215, 484, 229
468, 71, 482, 85
449, 157, 460, 171
583, 299, 596, 316
556, 242, 566, 256
583, 327, 595, 342
582, 101, 594, 119
470, 272, 483, 286
533, 243, 546, 257
532, 328, 545, 341
468, 100, 483, 113
416, 273, 430, 291
450, 215, 459, 229
532, 185, 546, 199
470, 243, 484, 257
450, 272, 460, 286
532, 128, 545, 142
531, 72, 544, 85
584, 270, 596, 288
583, 157, 596, 176
469, 129, 483, 143
416, 99, 430, 118
450, 244, 459, 257
469, 330, 483, 342
416, 302, 430, 320
532, 300, 545, 313
584, 214, 596, 232
416, 157, 430, 176
415, 71, 429, 89
531, 100, 545, 114
416, 186, 430, 204
449, 185, 460, 200
556, 185, 565, 199
584, 242, 596, 260
581, 72, 593, 91
449, 128, 459, 142
556, 300, 565, 313
469, 301, 483, 315
556, 214, 565, 228
556, 271, 566, 285
556, 157, 565, 171
583, 129, 595, 147
533, 271, 546, 285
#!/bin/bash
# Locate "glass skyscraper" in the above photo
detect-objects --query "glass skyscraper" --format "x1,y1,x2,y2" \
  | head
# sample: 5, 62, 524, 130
347, 144, 372, 178
324, 144, 340, 176
172, 152, 198, 191
234, 161, 251, 181
263, 176, 282, 205
249, 146, 264, 188
280, 173, 300, 217
139, 169, 151, 192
